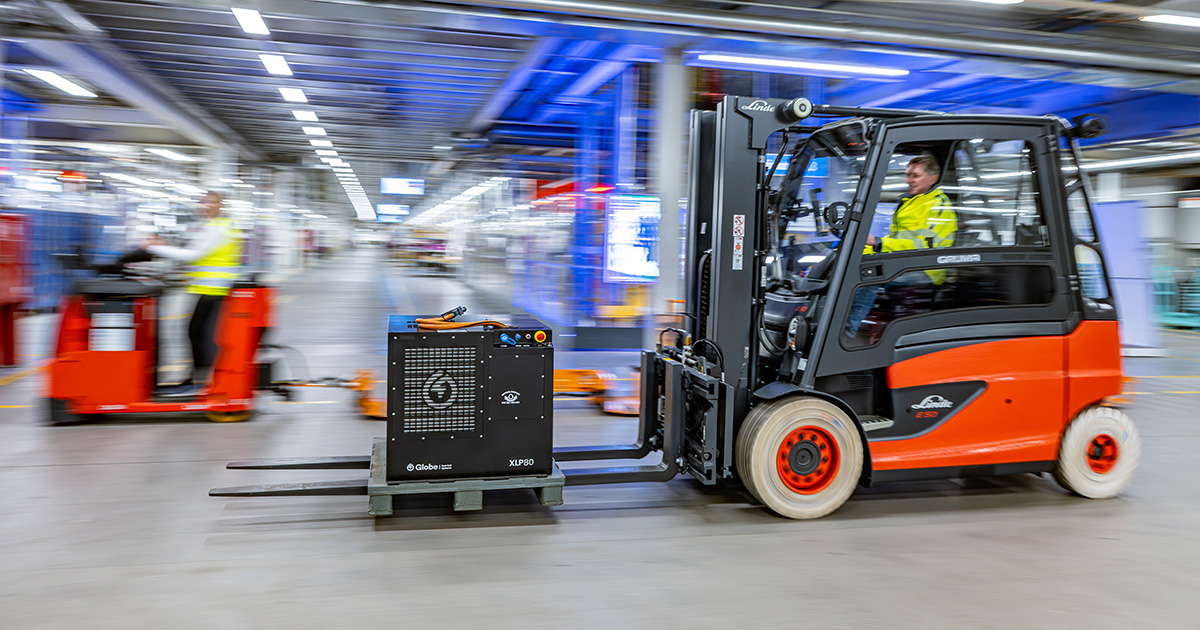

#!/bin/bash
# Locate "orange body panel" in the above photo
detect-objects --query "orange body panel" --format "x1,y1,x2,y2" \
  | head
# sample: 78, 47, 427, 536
871, 320, 1122, 472
1066, 320, 1123, 421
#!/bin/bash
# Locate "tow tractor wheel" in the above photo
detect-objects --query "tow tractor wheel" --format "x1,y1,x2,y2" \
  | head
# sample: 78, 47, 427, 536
1053, 405, 1141, 499
45, 398, 90, 426
736, 396, 864, 520
206, 410, 252, 423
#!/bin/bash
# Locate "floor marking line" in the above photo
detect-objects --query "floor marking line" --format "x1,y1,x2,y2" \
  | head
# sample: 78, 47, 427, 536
0, 363, 47, 387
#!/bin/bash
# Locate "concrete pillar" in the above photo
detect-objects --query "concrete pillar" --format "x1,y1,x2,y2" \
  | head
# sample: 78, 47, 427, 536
1096, 171, 1122, 203
646, 48, 688, 350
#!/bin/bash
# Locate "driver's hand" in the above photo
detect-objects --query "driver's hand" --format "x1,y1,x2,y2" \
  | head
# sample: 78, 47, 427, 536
866, 235, 877, 246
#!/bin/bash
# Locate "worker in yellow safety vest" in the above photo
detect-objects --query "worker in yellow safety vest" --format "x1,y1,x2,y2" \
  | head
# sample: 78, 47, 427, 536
846, 155, 956, 338
147, 191, 242, 394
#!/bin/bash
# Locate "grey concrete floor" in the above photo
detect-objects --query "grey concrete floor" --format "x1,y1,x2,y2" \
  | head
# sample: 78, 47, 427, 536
1, 249, 1198, 629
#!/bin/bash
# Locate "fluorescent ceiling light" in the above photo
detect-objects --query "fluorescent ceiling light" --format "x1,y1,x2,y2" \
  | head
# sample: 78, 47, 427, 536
220, 178, 242, 184
145, 147, 197, 162
292, 110, 318, 122
309, 139, 332, 147
231, 8, 270, 34
1084, 150, 1200, 171
1141, 14, 1200, 28
302, 126, 327, 136
328, 159, 348, 167
230, 183, 255, 188
23, 69, 97, 97
259, 54, 292, 76
252, 191, 274, 195
279, 87, 308, 103
319, 157, 338, 163
315, 149, 338, 156
101, 172, 161, 188
694, 54, 909, 77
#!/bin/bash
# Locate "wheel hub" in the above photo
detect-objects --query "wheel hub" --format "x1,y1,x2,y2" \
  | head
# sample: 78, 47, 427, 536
776, 426, 840, 494
1086, 434, 1118, 474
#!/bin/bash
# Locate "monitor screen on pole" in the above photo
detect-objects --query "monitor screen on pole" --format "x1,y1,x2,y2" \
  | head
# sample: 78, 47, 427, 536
377, 204, 410, 215
603, 194, 660, 283
381, 178, 424, 195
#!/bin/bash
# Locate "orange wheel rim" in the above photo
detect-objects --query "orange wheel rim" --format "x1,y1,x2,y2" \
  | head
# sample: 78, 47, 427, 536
1086, 434, 1119, 474
776, 426, 840, 494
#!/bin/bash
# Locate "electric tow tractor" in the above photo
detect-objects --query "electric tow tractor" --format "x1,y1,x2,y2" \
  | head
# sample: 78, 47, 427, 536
44, 254, 375, 425
212, 95, 1138, 519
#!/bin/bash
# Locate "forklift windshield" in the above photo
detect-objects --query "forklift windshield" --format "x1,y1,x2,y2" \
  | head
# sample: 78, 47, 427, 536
774, 120, 870, 277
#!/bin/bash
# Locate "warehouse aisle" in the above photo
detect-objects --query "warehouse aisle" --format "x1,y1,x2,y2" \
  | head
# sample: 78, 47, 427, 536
1, 249, 1198, 629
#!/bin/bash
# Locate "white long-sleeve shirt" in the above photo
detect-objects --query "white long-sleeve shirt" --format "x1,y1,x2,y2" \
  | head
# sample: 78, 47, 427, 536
147, 219, 230, 263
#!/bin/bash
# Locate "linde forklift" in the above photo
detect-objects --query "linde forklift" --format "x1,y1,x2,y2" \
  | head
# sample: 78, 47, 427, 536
213, 95, 1138, 519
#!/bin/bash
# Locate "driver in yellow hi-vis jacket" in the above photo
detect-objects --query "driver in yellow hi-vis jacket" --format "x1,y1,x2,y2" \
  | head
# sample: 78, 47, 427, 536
846, 155, 956, 337
146, 191, 242, 395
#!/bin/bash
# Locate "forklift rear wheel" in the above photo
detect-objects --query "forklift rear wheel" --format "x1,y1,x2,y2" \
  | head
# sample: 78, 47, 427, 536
736, 396, 863, 519
1053, 405, 1140, 499
206, 410, 253, 423
44, 398, 89, 426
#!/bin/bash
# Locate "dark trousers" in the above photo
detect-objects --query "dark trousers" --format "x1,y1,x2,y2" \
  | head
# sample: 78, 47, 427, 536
188, 294, 225, 381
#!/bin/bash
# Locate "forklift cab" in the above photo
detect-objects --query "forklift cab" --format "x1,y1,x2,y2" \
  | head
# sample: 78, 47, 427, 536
686, 96, 1136, 518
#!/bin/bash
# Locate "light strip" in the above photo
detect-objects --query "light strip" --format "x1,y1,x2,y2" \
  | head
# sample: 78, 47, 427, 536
23, 69, 97, 97
315, 149, 337, 156
302, 126, 327, 136
231, 8, 270, 35
309, 139, 332, 147
1141, 14, 1200, 28
1083, 150, 1200, 171
259, 54, 292, 76
293, 110, 318, 122
278, 87, 308, 103
145, 147, 197, 162
694, 54, 908, 77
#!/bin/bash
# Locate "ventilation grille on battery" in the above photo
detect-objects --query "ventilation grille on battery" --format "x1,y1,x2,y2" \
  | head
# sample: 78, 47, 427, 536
402, 346, 477, 433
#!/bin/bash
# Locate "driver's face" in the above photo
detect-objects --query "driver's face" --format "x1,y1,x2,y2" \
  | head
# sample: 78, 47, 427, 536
906, 163, 937, 197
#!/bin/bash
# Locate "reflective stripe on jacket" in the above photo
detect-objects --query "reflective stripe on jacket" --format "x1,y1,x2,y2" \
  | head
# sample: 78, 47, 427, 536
187, 217, 241, 296
866, 187, 956, 284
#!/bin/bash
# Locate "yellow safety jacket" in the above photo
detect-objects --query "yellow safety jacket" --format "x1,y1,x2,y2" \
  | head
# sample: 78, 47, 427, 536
187, 217, 242, 296
865, 187, 956, 283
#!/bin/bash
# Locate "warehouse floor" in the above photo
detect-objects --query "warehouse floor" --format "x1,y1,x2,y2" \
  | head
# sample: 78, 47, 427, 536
1, 249, 1197, 629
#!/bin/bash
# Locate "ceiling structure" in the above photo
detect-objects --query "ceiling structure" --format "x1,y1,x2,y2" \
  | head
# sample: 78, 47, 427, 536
5, 0, 1200, 218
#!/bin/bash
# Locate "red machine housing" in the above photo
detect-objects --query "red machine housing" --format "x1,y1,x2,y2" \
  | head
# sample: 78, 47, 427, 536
0, 213, 28, 366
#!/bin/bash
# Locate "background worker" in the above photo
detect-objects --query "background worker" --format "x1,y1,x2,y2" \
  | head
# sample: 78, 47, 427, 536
147, 191, 242, 394
846, 154, 956, 337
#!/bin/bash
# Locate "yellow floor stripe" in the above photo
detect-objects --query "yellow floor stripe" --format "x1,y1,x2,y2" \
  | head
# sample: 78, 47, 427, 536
162, 313, 189, 321
0, 405, 30, 409
0, 363, 47, 387
275, 296, 296, 305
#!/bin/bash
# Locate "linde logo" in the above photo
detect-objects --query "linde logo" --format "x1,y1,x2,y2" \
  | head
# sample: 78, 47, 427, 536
501, 390, 521, 405
911, 395, 954, 410
937, 254, 982, 264
740, 99, 776, 113
422, 371, 456, 409
407, 462, 451, 472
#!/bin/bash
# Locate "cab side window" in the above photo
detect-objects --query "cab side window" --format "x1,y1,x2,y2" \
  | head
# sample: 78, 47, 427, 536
944, 140, 1048, 248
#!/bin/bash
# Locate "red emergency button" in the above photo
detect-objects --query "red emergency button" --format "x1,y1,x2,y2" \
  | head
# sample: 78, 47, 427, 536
534, 330, 547, 343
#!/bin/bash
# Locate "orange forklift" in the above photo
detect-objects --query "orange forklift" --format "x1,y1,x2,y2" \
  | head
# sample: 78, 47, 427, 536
214, 96, 1138, 519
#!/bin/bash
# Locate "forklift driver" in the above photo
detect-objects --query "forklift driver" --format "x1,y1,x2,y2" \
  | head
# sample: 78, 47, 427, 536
845, 154, 956, 338
146, 191, 243, 395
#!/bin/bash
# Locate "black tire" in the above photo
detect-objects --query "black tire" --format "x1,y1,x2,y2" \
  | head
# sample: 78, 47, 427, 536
736, 396, 864, 519
45, 398, 87, 426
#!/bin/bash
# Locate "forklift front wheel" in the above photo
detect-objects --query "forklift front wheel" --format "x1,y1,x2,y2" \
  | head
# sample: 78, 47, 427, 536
206, 410, 253, 423
736, 397, 864, 520
1053, 405, 1141, 499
